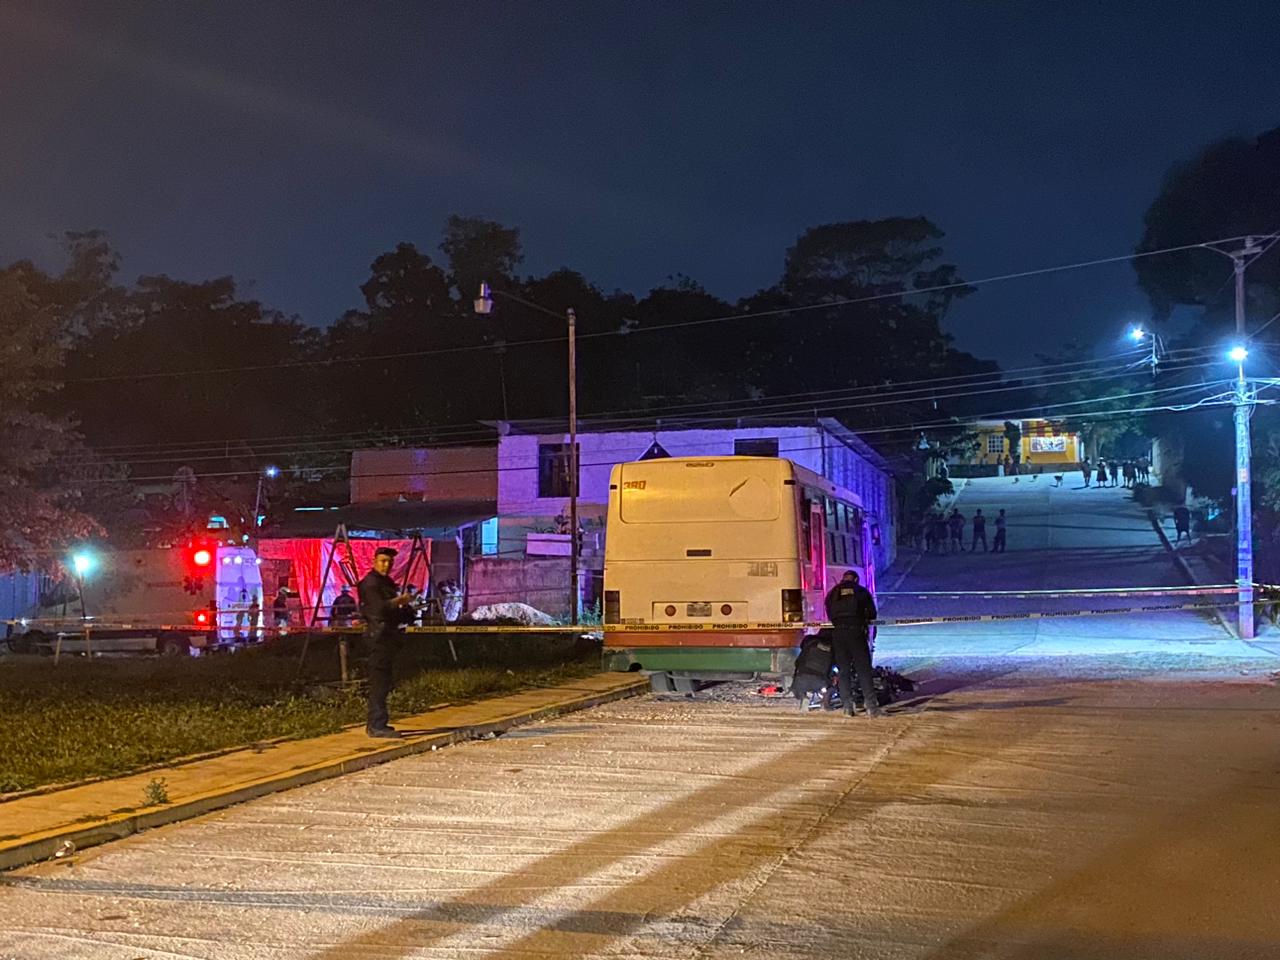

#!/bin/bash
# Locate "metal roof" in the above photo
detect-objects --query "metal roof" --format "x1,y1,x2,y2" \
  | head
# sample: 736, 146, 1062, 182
261, 500, 496, 539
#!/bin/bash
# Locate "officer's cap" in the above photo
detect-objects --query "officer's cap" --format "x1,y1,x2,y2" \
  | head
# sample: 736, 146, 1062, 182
374, 547, 398, 559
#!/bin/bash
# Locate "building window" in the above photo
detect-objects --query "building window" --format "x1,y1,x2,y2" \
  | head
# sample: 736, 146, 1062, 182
480, 517, 499, 556
537, 443, 578, 499
987, 434, 1005, 455
734, 437, 779, 457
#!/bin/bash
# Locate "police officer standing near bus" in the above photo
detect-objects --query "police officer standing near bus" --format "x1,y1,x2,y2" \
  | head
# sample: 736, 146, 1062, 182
824, 570, 882, 718
358, 547, 418, 738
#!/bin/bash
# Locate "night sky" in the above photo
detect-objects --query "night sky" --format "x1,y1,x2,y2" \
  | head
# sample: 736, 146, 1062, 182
3, 1, 1278, 367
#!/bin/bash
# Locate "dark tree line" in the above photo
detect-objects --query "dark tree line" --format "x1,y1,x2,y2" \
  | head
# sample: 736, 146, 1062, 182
2, 214, 996, 568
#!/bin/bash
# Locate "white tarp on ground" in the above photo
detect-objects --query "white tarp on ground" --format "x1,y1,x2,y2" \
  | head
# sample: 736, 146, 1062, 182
466, 602, 557, 625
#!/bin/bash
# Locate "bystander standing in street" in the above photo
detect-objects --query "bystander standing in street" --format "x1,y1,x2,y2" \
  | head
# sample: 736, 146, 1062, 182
823, 570, 881, 718
1081, 459, 1092, 487
1173, 505, 1192, 544
1096, 460, 1109, 488
358, 547, 419, 738
931, 512, 950, 554
992, 509, 1007, 553
948, 509, 966, 552
971, 509, 988, 552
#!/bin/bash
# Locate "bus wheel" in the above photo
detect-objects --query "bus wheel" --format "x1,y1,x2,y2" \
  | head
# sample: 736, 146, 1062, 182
648, 672, 676, 693
6, 631, 39, 655
672, 677, 699, 693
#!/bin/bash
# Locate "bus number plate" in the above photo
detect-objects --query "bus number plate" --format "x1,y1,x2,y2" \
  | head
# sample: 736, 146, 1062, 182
686, 602, 712, 617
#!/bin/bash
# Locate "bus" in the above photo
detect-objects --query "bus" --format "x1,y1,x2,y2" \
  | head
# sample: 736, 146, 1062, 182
603, 456, 877, 691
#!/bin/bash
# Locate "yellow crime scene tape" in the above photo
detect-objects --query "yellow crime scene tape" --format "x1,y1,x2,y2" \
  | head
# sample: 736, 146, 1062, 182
7, 595, 1275, 635
6, 585, 1275, 634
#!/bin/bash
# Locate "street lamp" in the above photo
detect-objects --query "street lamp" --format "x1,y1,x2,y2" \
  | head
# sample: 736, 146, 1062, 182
1127, 326, 1164, 374
1227, 342, 1255, 639
475, 284, 581, 625
253, 465, 279, 530
69, 550, 95, 620
1205, 237, 1265, 639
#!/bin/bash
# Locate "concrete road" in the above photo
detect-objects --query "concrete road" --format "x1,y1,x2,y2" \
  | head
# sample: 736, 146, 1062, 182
3, 664, 1280, 959
874, 476, 1270, 658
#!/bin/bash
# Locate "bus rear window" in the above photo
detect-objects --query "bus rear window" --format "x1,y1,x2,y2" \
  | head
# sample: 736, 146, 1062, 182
618, 462, 781, 523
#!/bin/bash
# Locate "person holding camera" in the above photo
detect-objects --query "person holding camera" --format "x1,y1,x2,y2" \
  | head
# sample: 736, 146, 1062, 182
358, 547, 419, 738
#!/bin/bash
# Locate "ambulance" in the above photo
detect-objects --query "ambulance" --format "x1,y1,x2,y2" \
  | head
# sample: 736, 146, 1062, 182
11, 540, 264, 656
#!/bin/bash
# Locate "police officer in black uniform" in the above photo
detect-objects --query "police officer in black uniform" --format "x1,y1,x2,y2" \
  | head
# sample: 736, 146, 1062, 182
824, 570, 882, 717
357, 547, 418, 738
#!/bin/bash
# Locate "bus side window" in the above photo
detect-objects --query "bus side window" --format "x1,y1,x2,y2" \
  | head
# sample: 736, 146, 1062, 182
800, 498, 812, 556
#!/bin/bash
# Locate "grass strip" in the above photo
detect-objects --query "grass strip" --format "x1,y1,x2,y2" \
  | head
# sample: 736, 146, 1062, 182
0, 632, 598, 793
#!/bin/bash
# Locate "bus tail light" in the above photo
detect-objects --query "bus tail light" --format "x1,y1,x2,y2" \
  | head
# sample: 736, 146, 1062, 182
782, 589, 803, 623
605, 591, 620, 624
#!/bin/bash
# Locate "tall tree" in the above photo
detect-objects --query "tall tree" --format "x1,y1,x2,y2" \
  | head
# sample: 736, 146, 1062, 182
0, 269, 99, 571
1135, 127, 1280, 325
737, 218, 995, 452
440, 215, 523, 303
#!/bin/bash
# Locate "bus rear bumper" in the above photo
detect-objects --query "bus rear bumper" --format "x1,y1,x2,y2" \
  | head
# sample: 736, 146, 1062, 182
603, 640, 799, 679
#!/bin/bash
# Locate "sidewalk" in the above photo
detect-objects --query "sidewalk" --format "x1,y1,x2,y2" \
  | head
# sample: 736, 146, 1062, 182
0, 672, 646, 871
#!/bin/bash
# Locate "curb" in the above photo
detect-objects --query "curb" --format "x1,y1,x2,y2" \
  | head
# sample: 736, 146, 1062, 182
0, 675, 648, 872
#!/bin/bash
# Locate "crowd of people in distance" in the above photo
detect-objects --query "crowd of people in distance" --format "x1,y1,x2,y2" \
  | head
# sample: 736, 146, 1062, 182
916, 507, 1007, 554
1081, 457, 1149, 488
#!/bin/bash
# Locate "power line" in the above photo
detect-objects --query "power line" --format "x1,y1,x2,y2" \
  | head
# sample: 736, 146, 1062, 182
59, 354, 1214, 469
62, 377, 1223, 486
61, 234, 1266, 385
71, 346, 1213, 461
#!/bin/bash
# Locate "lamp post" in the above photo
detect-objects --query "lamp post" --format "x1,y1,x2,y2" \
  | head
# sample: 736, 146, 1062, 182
1128, 326, 1164, 374
70, 550, 95, 620
1205, 237, 1264, 640
475, 284, 580, 625
1229, 344, 1255, 639
252, 465, 279, 531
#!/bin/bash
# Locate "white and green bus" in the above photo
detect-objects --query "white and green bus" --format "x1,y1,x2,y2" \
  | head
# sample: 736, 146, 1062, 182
603, 456, 877, 691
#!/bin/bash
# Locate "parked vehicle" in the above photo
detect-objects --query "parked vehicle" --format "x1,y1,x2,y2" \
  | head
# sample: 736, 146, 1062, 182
10, 541, 264, 657
603, 456, 876, 691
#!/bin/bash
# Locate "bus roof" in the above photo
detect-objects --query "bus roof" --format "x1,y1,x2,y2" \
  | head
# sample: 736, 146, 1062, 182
610, 456, 864, 510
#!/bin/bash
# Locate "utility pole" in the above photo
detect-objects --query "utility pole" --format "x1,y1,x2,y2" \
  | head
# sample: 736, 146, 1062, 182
566, 308, 580, 626
475, 286, 581, 625
1225, 237, 1262, 639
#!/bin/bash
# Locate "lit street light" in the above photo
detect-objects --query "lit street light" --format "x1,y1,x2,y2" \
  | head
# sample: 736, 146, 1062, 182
1229, 342, 1255, 638
1126, 325, 1163, 374
253, 465, 280, 530
475, 283, 581, 625
1205, 237, 1265, 640
69, 549, 95, 620
71, 551, 95, 577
